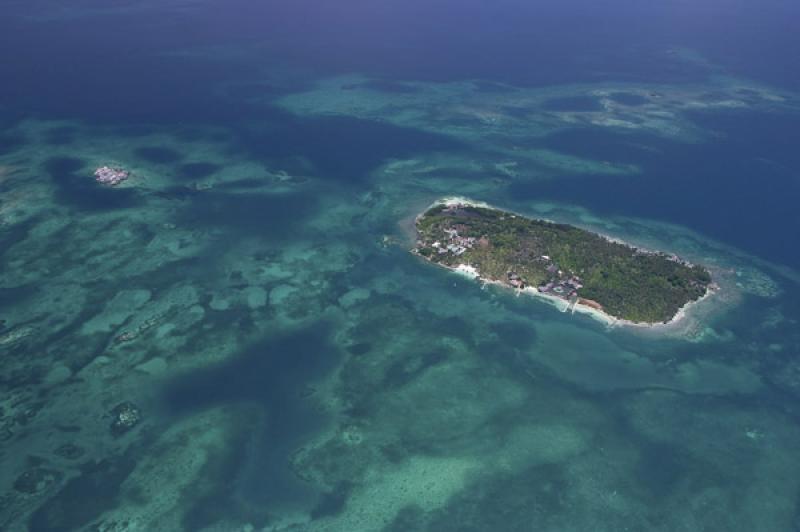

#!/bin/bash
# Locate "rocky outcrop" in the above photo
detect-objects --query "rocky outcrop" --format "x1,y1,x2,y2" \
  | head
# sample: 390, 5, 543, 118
109, 402, 141, 436
13, 468, 61, 494
94, 166, 129, 186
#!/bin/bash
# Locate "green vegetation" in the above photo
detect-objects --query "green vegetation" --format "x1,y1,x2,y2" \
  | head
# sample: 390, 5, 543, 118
415, 202, 712, 323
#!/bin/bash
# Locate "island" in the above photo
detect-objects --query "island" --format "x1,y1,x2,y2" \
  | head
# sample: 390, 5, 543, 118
413, 199, 713, 325
94, 166, 129, 186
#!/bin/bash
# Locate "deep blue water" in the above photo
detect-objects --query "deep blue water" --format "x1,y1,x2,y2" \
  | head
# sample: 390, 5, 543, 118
2, 1, 800, 530
2, 0, 798, 267
512, 109, 800, 268
3, 0, 800, 118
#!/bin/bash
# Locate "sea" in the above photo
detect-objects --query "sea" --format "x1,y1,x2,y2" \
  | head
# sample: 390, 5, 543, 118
1, 0, 799, 530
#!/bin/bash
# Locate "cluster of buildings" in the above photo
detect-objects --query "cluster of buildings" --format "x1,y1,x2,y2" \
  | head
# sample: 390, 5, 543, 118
537, 275, 583, 299
506, 255, 585, 299
431, 227, 477, 256
441, 203, 467, 214
507, 272, 525, 289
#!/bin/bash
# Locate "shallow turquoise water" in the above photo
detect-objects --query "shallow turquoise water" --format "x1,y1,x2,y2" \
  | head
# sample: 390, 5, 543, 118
1, 1, 800, 531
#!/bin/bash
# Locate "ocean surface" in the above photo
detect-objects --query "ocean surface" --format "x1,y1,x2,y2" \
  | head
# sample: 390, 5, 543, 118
1, 1, 800, 530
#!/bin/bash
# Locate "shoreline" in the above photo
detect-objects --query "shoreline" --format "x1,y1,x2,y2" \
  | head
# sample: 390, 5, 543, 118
443, 259, 716, 331
416, 196, 718, 332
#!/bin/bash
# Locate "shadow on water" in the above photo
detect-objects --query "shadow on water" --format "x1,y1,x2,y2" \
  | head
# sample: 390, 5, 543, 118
29, 454, 140, 532
0, 133, 26, 155
213, 177, 272, 190
163, 324, 340, 412
310, 482, 354, 520
134, 146, 184, 164
152, 185, 202, 201
609, 407, 725, 502
473, 80, 519, 93
489, 319, 538, 350
112, 125, 158, 138
162, 323, 342, 526
236, 112, 466, 185
343, 79, 421, 94
43, 156, 141, 211
541, 95, 603, 112
178, 161, 222, 180
175, 187, 316, 239
609, 92, 649, 106
382, 349, 449, 389
43, 125, 77, 145
0, 284, 37, 312
0, 217, 39, 262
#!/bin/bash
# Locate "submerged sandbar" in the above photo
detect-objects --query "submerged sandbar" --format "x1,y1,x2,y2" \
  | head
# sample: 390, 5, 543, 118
414, 198, 714, 325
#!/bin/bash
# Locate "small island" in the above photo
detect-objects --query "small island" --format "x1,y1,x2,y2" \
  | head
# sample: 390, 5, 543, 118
94, 166, 129, 186
414, 199, 713, 325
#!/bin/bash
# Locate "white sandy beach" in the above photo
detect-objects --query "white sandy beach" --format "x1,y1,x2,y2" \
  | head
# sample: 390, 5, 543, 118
464, 261, 717, 331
